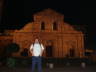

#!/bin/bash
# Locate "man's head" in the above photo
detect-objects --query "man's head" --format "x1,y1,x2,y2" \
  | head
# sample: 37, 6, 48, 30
35, 38, 39, 43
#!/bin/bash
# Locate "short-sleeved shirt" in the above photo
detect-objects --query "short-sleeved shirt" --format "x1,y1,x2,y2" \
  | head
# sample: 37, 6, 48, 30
30, 43, 44, 56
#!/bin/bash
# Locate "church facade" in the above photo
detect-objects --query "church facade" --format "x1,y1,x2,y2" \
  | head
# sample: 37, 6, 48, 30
13, 9, 84, 58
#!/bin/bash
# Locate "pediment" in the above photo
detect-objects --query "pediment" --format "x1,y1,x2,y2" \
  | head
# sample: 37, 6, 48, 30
34, 8, 63, 17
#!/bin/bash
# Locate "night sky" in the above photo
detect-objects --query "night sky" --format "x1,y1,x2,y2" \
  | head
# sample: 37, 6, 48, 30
0, 0, 96, 49
1, 0, 82, 29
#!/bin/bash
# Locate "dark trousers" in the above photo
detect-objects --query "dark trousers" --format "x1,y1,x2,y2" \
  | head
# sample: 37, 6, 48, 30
32, 56, 42, 72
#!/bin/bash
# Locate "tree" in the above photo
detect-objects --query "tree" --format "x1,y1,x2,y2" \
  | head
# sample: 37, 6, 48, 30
6, 43, 20, 56
5, 43, 20, 67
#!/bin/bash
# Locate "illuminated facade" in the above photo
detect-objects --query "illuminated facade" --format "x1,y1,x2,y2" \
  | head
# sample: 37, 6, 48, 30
13, 9, 84, 58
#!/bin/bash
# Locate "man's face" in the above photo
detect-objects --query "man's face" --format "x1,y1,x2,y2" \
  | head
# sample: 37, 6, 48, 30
35, 39, 39, 43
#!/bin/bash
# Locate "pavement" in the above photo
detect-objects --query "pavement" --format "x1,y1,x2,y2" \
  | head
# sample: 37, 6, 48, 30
0, 65, 96, 72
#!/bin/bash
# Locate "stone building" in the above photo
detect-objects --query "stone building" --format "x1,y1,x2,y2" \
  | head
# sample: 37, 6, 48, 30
13, 9, 84, 58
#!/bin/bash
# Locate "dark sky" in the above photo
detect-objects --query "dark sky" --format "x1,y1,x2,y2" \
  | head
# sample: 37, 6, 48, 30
0, 0, 96, 49
1, 0, 95, 28
1, 0, 82, 29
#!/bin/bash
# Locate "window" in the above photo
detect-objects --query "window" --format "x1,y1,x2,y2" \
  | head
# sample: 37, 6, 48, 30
41, 22, 45, 30
53, 22, 58, 30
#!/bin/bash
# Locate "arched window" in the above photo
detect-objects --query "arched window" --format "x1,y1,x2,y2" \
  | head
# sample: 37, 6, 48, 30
53, 22, 58, 30
41, 22, 45, 30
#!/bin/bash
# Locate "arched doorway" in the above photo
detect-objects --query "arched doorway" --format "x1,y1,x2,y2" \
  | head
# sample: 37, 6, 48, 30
46, 40, 53, 57
69, 48, 75, 57
67, 41, 76, 58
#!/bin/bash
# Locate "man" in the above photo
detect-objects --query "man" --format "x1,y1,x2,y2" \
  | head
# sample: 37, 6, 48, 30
30, 38, 44, 72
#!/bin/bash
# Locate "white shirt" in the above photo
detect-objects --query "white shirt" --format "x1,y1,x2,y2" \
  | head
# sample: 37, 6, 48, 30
30, 43, 44, 56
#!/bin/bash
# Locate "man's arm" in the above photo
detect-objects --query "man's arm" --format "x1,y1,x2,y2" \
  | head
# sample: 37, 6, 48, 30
40, 44, 44, 56
30, 44, 33, 55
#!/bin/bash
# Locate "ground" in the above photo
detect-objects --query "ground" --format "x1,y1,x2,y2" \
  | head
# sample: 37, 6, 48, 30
0, 58, 96, 72
0, 65, 96, 72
